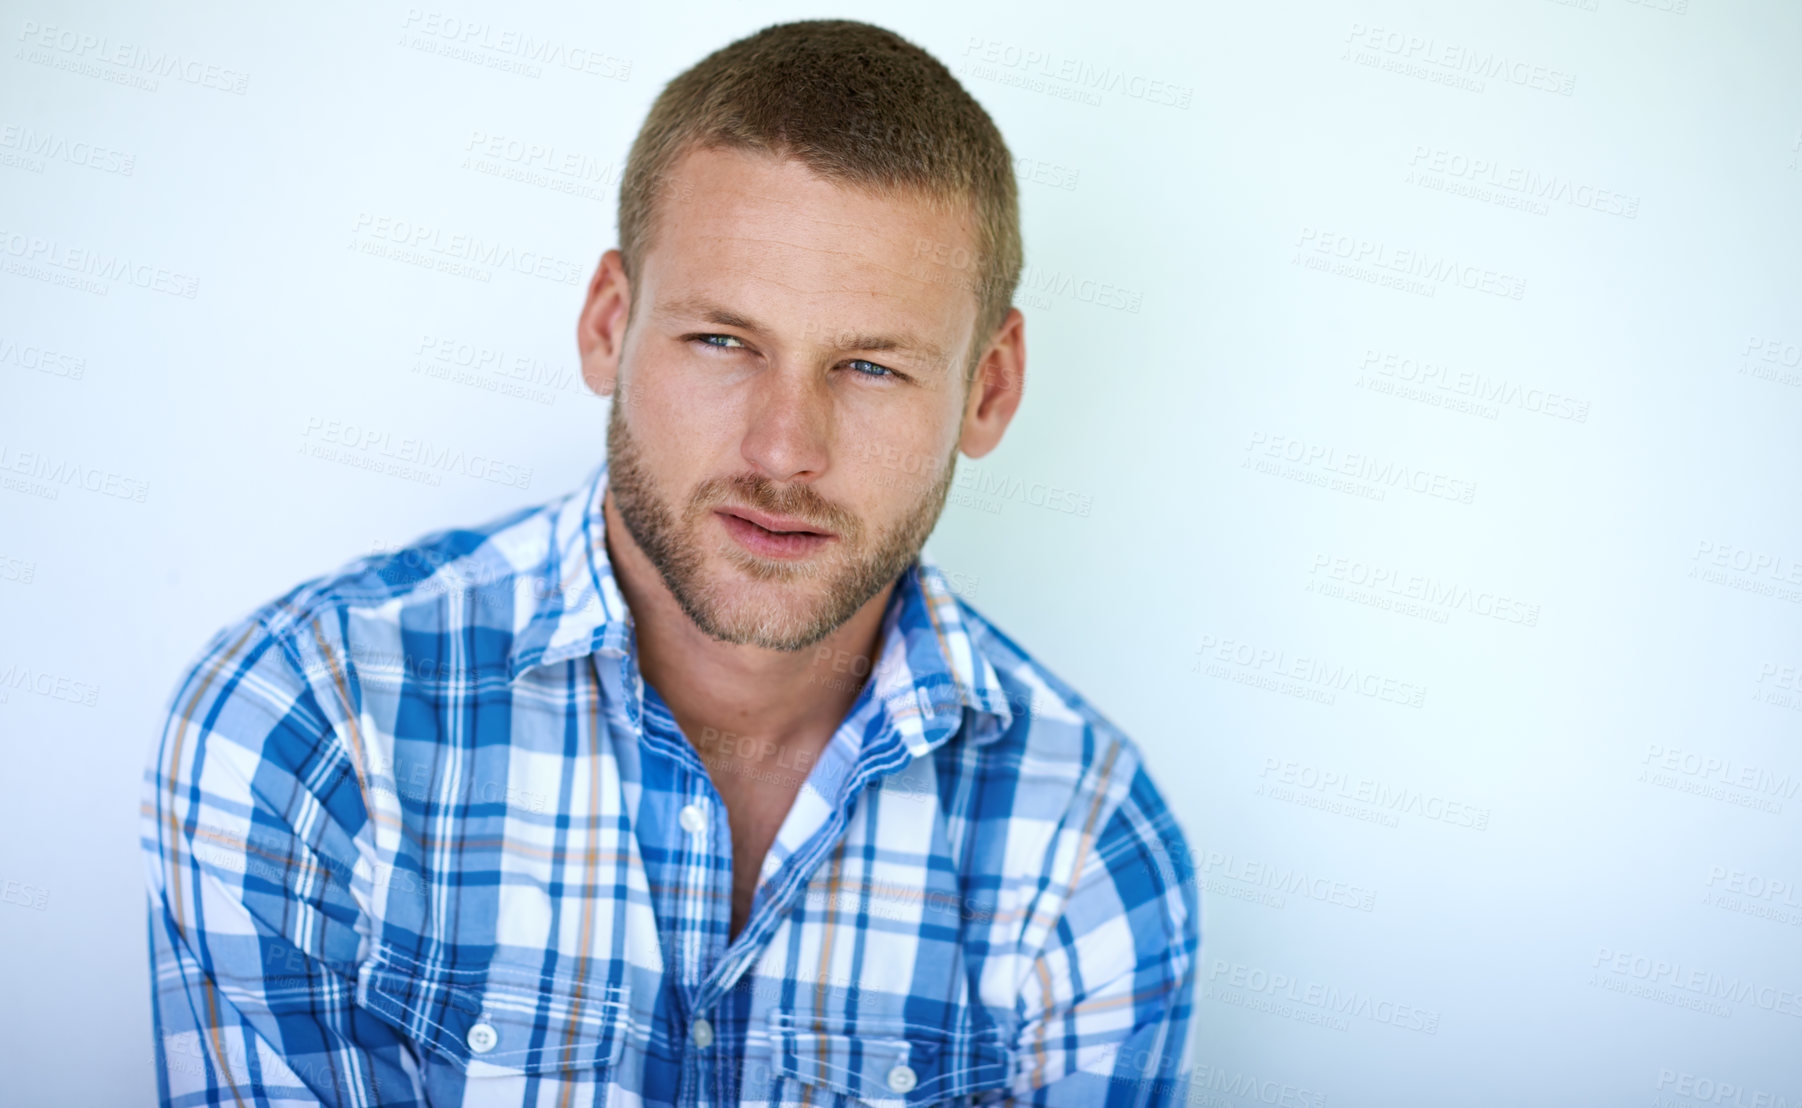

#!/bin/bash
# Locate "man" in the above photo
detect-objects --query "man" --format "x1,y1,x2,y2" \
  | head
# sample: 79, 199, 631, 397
142, 18, 1199, 1108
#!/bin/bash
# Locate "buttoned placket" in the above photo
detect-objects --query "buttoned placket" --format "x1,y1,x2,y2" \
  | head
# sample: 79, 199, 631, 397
666, 774, 727, 1106
601, 636, 743, 1108
596, 629, 926, 1108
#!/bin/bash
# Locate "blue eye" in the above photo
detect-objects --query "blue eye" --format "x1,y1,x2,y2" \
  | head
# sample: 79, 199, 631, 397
691, 335, 897, 380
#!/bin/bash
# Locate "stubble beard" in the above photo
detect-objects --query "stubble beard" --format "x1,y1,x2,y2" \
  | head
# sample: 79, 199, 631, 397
604, 390, 959, 652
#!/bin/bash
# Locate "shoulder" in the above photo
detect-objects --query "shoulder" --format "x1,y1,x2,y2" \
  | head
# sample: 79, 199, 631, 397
954, 592, 1153, 803
257, 495, 556, 642
160, 489, 569, 733
256, 490, 561, 641
949, 593, 1197, 927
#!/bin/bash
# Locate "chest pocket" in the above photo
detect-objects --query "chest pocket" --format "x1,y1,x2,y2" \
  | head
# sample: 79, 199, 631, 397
357, 944, 638, 1096
757, 1010, 1012, 1108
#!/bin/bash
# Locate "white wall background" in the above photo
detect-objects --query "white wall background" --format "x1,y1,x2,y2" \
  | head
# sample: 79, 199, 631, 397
3, 0, 1801, 1103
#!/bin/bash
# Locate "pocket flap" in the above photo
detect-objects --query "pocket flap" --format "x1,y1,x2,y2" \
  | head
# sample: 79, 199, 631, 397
357, 946, 632, 1076
763, 1009, 1010, 1105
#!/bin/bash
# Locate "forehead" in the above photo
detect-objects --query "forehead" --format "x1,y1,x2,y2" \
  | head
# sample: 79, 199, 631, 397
637, 144, 979, 345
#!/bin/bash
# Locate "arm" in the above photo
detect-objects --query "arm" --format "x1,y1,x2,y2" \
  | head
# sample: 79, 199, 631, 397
142, 613, 424, 1107
1004, 749, 1201, 1108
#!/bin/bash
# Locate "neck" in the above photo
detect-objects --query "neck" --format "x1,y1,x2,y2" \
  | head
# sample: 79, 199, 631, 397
600, 488, 897, 754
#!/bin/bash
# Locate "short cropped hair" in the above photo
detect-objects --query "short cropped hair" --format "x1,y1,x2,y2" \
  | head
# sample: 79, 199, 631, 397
617, 18, 1022, 383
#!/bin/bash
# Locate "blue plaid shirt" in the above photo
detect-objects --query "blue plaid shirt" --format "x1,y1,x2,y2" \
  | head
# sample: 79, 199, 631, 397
141, 461, 1200, 1108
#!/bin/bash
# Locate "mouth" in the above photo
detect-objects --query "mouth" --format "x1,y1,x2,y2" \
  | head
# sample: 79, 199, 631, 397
715, 506, 837, 559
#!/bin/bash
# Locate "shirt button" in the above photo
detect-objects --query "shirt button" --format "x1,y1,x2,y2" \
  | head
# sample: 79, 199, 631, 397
690, 1017, 714, 1049
887, 1063, 917, 1093
467, 1021, 498, 1054
678, 803, 706, 833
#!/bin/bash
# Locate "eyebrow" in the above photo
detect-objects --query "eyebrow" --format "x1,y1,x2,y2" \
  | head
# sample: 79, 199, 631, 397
653, 296, 951, 373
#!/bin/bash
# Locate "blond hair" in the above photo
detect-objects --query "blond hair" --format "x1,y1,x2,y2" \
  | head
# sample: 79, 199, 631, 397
617, 19, 1021, 382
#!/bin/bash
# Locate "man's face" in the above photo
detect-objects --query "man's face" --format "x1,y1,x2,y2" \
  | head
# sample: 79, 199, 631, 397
603, 144, 983, 652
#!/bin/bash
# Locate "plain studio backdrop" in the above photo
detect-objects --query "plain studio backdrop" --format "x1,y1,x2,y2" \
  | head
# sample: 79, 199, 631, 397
3, 0, 1801, 1103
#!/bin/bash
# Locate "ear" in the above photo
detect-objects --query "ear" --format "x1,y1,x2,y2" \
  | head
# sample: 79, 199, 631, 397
576, 249, 632, 397
958, 307, 1025, 460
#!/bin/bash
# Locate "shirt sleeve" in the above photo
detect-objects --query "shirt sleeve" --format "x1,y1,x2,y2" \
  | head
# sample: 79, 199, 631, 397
141, 611, 425, 1107
1004, 745, 1201, 1108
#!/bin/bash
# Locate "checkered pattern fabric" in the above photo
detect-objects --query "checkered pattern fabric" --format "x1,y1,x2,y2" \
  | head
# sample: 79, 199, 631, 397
142, 460, 1200, 1107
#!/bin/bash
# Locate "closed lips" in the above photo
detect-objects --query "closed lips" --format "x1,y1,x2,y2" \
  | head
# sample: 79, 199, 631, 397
720, 508, 831, 536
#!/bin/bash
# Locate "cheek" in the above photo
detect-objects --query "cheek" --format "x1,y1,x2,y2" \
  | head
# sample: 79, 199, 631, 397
843, 385, 961, 459
842, 416, 957, 503
629, 362, 743, 466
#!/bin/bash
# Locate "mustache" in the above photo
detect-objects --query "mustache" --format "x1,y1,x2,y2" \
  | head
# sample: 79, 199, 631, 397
690, 473, 861, 538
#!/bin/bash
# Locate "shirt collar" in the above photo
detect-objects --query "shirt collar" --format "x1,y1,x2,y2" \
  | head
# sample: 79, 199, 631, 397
507, 460, 1015, 751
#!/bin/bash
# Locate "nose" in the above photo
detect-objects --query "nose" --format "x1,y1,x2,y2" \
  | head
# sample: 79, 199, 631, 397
739, 364, 831, 482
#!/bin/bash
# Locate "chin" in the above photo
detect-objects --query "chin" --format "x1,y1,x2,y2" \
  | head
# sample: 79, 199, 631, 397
701, 604, 839, 652
684, 564, 840, 646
